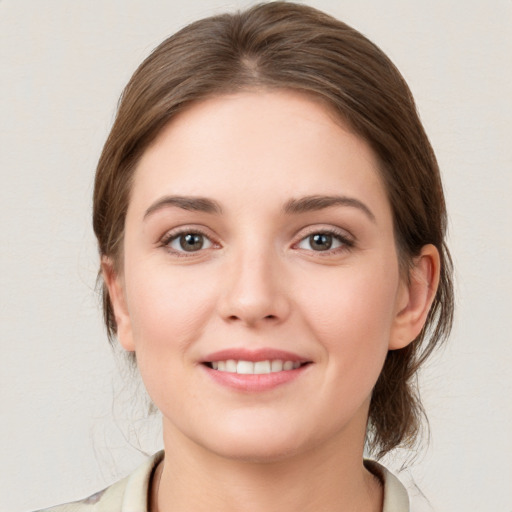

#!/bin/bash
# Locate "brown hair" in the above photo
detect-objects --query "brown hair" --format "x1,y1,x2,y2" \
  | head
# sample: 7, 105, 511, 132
93, 1, 453, 458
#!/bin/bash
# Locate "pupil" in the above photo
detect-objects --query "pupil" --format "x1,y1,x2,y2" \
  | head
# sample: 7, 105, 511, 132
311, 233, 332, 250
180, 233, 203, 251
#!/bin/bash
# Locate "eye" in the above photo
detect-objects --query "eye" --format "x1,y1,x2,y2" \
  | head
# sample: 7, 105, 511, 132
296, 231, 351, 252
166, 232, 213, 253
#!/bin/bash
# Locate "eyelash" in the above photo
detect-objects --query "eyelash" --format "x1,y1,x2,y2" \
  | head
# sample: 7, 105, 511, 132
159, 227, 218, 257
159, 226, 354, 257
293, 227, 355, 255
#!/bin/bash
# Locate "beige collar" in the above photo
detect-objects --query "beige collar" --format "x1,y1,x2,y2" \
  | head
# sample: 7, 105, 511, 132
120, 451, 409, 512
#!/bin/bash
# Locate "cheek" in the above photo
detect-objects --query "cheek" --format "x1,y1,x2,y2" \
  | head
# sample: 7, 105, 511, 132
124, 263, 218, 355
298, 260, 400, 380
122, 264, 220, 415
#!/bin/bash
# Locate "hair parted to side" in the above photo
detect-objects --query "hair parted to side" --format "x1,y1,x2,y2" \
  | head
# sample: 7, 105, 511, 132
93, 1, 453, 458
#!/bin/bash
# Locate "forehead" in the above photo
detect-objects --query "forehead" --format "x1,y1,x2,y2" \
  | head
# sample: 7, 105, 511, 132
130, 90, 390, 220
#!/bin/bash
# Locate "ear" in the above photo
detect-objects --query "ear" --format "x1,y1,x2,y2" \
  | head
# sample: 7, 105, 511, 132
101, 257, 135, 352
389, 244, 441, 350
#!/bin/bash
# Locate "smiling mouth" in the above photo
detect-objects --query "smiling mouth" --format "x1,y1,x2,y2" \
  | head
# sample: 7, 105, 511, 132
204, 360, 310, 375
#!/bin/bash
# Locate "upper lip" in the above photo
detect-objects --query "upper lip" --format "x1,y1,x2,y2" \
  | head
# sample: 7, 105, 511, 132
202, 348, 310, 363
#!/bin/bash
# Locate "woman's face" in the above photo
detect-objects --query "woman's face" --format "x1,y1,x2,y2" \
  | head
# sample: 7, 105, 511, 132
107, 90, 414, 462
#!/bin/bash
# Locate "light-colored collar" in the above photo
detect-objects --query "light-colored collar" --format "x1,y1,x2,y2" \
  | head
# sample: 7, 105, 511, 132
365, 459, 410, 512
121, 451, 164, 512
120, 452, 409, 512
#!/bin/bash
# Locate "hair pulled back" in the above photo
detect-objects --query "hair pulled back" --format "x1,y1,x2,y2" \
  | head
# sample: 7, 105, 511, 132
93, 1, 453, 458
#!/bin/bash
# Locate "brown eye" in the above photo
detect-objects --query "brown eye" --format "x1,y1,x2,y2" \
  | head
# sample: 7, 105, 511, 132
309, 233, 333, 251
296, 231, 350, 252
168, 232, 213, 252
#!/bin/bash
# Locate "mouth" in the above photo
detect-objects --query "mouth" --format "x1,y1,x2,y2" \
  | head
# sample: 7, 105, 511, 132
200, 349, 312, 390
204, 359, 309, 374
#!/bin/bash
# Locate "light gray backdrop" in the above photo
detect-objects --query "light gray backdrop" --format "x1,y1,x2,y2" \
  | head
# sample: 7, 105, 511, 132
1, 1, 511, 511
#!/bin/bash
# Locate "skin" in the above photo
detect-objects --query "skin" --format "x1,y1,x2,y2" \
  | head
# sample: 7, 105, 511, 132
104, 90, 440, 512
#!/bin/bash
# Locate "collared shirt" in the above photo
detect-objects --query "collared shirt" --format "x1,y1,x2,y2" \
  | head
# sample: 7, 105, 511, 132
35, 451, 409, 512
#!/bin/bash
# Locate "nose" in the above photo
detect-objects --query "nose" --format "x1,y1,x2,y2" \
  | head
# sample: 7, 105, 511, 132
217, 246, 291, 327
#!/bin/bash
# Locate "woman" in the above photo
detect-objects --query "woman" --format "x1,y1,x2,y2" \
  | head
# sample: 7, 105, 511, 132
37, 2, 453, 511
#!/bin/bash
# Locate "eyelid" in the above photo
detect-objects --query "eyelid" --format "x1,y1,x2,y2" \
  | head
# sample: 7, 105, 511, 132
292, 225, 355, 252
159, 225, 220, 255
158, 224, 354, 257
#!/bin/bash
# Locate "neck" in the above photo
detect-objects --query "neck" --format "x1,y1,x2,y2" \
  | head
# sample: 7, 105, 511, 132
151, 422, 383, 512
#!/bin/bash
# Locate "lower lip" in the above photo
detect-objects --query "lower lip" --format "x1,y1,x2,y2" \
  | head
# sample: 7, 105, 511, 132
202, 364, 310, 392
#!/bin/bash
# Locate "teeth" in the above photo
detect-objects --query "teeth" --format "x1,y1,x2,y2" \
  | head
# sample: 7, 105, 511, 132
226, 359, 237, 372
209, 359, 303, 374
237, 360, 254, 374
254, 361, 271, 374
271, 360, 283, 372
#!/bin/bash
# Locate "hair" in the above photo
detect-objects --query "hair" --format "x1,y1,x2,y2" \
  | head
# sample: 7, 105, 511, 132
93, 1, 453, 458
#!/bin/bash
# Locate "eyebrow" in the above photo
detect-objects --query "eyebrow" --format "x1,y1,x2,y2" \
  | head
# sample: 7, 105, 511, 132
143, 194, 375, 222
284, 195, 376, 222
144, 196, 223, 219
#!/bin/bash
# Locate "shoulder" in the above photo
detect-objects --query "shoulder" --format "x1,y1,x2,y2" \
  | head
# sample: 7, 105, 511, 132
32, 451, 164, 512
365, 459, 410, 512
32, 479, 126, 512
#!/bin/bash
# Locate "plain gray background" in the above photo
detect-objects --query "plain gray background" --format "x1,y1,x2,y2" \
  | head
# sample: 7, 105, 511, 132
1, 1, 511, 511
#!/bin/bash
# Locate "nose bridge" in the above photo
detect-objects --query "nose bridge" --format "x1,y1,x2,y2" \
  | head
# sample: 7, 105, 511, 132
219, 235, 289, 325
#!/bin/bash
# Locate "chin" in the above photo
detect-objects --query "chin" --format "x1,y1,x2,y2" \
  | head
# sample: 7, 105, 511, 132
205, 435, 306, 464
189, 416, 320, 464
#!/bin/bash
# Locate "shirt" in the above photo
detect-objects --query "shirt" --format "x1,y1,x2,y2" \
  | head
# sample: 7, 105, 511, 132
34, 451, 409, 511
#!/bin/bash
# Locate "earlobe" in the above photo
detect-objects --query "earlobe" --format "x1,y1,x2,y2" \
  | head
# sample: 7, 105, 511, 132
101, 257, 135, 352
389, 244, 441, 350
